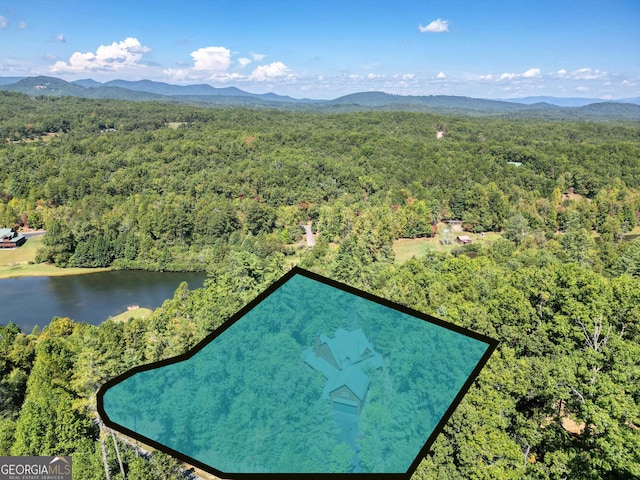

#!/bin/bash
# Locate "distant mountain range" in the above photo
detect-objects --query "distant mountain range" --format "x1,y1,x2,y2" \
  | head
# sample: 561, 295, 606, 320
498, 96, 640, 107
1, 76, 639, 120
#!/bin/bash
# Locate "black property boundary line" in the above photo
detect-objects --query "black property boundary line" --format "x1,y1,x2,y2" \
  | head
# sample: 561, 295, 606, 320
96, 266, 499, 480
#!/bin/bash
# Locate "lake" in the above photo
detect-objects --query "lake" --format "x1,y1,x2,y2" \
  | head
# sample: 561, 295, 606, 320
0, 270, 207, 333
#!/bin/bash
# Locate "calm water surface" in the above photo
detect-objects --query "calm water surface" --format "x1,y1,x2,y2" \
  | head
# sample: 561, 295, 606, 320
0, 271, 207, 332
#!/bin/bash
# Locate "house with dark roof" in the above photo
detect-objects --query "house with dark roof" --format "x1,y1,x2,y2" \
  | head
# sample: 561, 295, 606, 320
455, 235, 472, 245
0, 228, 26, 248
303, 328, 383, 415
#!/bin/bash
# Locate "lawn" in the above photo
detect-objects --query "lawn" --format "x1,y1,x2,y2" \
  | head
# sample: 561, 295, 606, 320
393, 238, 441, 263
0, 235, 43, 264
110, 308, 154, 323
393, 225, 640, 264
393, 230, 502, 264
0, 235, 109, 279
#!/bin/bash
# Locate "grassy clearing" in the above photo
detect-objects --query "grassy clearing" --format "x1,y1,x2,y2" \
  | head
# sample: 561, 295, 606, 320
0, 235, 109, 279
394, 224, 640, 264
0, 263, 110, 279
393, 231, 502, 264
0, 235, 43, 264
110, 308, 154, 323
393, 238, 439, 263
12, 132, 58, 144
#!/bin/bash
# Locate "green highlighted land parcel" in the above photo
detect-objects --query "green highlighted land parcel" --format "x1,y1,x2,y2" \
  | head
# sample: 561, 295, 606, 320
98, 267, 497, 478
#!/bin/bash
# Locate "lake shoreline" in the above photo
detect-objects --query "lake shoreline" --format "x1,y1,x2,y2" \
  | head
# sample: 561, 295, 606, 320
0, 263, 111, 280
1, 236, 206, 279
0, 234, 112, 279
0, 270, 208, 332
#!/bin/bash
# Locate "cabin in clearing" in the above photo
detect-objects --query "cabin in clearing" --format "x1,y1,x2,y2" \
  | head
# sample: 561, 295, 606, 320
455, 235, 472, 245
0, 228, 26, 248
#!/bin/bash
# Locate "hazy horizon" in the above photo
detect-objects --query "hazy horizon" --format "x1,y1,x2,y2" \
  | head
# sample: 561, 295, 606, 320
3, 74, 640, 104
1, 1, 638, 100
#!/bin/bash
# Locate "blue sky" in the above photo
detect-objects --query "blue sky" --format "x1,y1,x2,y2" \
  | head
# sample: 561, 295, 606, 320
1, 0, 638, 99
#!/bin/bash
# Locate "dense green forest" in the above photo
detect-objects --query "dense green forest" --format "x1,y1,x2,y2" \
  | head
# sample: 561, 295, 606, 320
1, 91, 639, 479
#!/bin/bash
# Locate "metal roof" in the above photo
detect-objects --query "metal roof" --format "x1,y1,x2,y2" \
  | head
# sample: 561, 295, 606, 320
324, 365, 370, 402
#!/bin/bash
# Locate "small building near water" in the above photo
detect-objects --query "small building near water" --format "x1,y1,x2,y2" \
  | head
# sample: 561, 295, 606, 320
0, 228, 26, 248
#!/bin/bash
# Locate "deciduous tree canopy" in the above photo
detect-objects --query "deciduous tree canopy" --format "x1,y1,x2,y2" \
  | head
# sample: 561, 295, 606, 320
0, 94, 638, 479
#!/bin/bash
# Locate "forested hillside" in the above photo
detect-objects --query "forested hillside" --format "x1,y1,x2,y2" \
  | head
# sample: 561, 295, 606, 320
3, 76, 640, 120
0, 91, 639, 479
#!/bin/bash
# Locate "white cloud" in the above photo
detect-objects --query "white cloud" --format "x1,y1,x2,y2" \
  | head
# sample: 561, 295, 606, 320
576, 86, 589, 92
367, 73, 384, 80
50, 37, 151, 73
570, 68, 607, 80
251, 52, 266, 61
436, 71, 446, 79
191, 46, 231, 72
162, 46, 296, 87
163, 68, 191, 81
250, 61, 296, 81
56, 34, 65, 43
167, 65, 640, 100
522, 68, 541, 78
18, 21, 26, 29
553, 67, 608, 80
0, 16, 7, 29
44, 53, 58, 62
419, 18, 449, 33
493, 68, 542, 82
391, 73, 416, 84
209, 72, 244, 83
